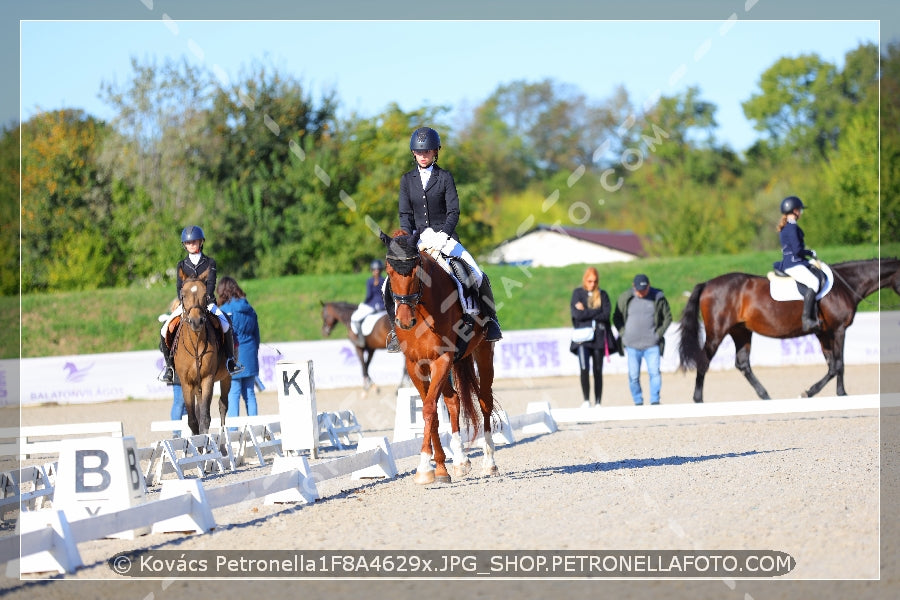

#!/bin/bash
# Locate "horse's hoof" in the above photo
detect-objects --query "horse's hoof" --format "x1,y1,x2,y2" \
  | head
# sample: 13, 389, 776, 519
482, 465, 500, 477
452, 461, 472, 478
434, 474, 452, 484
414, 471, 435, 485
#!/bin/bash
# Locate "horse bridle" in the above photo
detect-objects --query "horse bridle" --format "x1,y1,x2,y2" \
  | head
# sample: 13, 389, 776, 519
386, 252, 423, 311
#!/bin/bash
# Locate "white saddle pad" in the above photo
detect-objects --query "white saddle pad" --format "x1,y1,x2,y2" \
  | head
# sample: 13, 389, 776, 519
360, 311, 386, 336
767, 260, 834, 301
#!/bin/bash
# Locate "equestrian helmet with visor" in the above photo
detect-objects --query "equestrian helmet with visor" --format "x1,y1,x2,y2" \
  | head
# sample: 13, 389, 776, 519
780, 196, 806, 215
370, 259, 385, 271
410, 127, 441, 152
181, 225, 205, 244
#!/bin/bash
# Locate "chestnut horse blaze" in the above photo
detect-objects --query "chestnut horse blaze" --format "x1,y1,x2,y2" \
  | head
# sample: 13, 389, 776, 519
381, 230, 500, 485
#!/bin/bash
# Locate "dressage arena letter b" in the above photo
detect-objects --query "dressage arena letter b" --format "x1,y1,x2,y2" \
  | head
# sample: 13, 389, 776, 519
75, 449, 111, 493
283, 369, 304, 396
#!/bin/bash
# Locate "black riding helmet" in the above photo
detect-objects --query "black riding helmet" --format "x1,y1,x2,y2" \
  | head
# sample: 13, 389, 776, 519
409, 127, 441, 152
780, 196, 806, 215
181, 225, 205, 250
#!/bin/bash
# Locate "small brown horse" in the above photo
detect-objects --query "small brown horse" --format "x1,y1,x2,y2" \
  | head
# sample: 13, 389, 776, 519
380, 230, 499, 485
173, 270, 231, 435
320, 301, 393, 392
678, 257, 900, 401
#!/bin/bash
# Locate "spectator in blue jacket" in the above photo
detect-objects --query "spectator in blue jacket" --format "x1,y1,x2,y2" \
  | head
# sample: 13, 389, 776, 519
217, 277, 260, 417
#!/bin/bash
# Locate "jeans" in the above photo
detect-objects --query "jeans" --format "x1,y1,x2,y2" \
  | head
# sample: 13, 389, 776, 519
227, 377, 258, 418
626, 345, 661, 405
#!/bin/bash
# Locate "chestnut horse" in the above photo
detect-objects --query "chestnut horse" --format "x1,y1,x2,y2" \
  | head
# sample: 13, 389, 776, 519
380, 230, 499, 485
678, 257, 900, 401
320, 301, 393, 392
173, 270, 231, 435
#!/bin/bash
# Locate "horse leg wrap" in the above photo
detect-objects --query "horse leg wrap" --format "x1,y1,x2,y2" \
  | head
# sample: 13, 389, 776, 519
481, 432, 499, 476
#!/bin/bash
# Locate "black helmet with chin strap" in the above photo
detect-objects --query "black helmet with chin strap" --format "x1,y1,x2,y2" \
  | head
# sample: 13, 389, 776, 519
409, 127, 441, 152
780, 196, 806, 215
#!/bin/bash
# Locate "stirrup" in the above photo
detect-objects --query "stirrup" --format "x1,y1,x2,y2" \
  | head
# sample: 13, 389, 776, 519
484, 318, 503, 342
386, 331, 402, 353
227, 358, 245, 375
158, 366, 175, 383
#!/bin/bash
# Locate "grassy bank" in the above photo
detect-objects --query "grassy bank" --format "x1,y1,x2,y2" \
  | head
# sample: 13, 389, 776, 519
11, 243, 898, 359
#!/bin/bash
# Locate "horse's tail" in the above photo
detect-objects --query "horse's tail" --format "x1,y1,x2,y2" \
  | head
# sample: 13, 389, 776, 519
452, 357, 481, 440
678, 281, 709, 373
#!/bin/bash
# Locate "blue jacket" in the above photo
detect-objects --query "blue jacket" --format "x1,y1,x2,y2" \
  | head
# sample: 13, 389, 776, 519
773, 221, 813, 271
220, 297, 260, 378
363, 276, 386, 311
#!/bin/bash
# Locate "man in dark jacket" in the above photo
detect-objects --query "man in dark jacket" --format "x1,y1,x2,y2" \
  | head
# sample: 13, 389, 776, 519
613, 274, 672, 405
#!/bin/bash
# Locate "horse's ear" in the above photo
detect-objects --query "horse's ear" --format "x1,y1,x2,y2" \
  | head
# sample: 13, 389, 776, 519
379, 230, 391, 246
178, 267, 187, 281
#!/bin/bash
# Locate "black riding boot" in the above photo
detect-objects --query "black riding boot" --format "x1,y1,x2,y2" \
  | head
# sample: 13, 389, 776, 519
799, 285, 822, 333
477, 274, 503, 342
224, 328, 245, 375
383, 281, 401, 353
158, 335, 175, 383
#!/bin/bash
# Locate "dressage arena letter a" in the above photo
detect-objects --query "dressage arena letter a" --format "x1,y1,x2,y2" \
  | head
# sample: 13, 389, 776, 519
53, 436, 149, 539
276, 360, 319, 458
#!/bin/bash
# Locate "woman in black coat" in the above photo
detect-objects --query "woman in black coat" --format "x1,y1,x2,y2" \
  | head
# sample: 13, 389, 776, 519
570, 266, 615, 407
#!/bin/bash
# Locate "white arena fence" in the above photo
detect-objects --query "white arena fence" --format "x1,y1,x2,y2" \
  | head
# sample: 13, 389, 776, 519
3, 312, 895, 407
0, 392, 559, 575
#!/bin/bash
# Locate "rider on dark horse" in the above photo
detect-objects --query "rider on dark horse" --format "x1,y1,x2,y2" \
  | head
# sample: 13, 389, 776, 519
349, 259, 386, 348
158, 225, 244, 382
773, 196, 824, 332
384, 126, 503, 352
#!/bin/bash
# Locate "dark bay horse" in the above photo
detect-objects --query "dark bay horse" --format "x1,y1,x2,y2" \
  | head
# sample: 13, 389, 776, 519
320, 301, 393, 392
173, 271, 231, 435
380, 230, 499, 485
678, 257, 900, 401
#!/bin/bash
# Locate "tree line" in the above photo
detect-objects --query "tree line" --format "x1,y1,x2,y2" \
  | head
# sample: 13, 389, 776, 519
2, 41, 895, 296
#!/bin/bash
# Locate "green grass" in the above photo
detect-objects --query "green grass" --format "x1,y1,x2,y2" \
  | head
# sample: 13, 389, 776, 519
10, 243, 898, 359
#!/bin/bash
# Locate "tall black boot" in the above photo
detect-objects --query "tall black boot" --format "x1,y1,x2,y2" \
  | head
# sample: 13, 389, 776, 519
224, 328, 245, 375
799, 285, 822, 333
158, 335, 175, 383
477, 274, 503, 342
383, 281, 401, 353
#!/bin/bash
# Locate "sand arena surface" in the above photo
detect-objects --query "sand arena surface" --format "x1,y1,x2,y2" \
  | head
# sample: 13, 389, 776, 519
1, 364, 896, 600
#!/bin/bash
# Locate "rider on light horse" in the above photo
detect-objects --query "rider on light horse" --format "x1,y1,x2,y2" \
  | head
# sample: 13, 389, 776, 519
158, 225, 243, 383
384, 126, 503, 352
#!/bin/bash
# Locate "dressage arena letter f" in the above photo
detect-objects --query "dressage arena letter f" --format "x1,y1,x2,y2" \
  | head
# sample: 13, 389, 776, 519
283, 369, 304, 396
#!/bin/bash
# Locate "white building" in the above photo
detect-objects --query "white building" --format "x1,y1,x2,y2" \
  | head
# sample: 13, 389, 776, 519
484, 224, 645, 267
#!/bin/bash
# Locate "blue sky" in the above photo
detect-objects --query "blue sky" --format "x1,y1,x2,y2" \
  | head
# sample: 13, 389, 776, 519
21, 20, 878, 153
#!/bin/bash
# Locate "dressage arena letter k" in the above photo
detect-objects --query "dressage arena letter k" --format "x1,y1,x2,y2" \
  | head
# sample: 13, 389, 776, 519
283, 369, 305, 396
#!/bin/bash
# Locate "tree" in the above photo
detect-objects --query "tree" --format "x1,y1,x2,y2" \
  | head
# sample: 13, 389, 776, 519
20, 110, 113, 291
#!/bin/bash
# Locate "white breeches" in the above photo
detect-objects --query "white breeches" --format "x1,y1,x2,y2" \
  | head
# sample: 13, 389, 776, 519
160, 302, 230, 336
785, 264, 820, 292
350, 303, 374, 334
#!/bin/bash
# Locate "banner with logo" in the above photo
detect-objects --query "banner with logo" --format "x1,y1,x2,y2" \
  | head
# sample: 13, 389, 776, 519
4, 312, 893, 407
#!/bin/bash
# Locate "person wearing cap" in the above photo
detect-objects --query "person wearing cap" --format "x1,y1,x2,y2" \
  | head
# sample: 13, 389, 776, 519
350, 259, 387, 348
613, 274, 672, 406
383, 126, 503, 352
773, 196, 823, 332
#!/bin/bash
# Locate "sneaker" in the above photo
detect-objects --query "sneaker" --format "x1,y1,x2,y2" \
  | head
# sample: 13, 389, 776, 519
581, 400, 590, 409
386, 331, 402, 353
